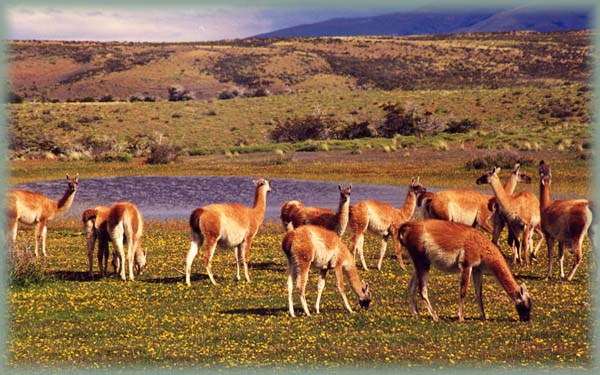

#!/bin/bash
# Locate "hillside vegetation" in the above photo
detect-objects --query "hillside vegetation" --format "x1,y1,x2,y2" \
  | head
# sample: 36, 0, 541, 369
8, 31, 590, 101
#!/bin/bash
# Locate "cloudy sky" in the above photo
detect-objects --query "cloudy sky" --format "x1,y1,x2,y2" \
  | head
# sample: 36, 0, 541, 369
6, 3, 407, 42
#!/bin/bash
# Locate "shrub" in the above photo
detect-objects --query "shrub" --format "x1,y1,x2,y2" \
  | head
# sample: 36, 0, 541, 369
269, 114, 339, 142
335, 121, 375, 139
99, 95, 115, 102
7, 90, 24, 104
445, 119, 480, 134
145, 144, 180, 164
143, 96, 156, 102
79, 96, 96, 102
9, 244, 50, 287
168, 85, 193, 101
94, 152, 132, 162
378, 103, 420, 137
218, 90, 238, 100
466, 150, 533, 170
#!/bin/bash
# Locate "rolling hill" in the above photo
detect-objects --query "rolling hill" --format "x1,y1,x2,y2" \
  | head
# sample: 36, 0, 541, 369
7, 30, 591, 102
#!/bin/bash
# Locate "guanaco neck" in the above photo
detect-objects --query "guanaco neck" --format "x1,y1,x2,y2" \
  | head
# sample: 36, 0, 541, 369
482, 246, 521, 302
251, 185, 268, 223
488, 175, 512, 211
334, 195, 350, 237
503, 173, 518, 194
342, 262, 367, 299
539, 179, 552, 211
398, 190, 418, 219
55, 187, 77, 214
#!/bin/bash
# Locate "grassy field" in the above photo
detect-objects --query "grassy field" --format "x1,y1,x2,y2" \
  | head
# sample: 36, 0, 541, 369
7, 218, 593, 369
5, 30, 595, 370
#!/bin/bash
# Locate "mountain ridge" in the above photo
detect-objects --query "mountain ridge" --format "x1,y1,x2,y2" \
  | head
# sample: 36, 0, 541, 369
253, 5, 591, 38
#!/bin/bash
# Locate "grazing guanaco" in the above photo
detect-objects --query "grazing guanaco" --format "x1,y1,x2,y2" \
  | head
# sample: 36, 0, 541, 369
282, 224, 371, 317
418, 164, 529, 233
398, 219, 532, 322
82, 205, 111, 277
107, 201, 146, 281
280, 184, 352, 236
476, 166, 540, 266
186, 179, 271, 286
349, 177, 426, 271
6, 174, 78, 256
539, 160, 592, 281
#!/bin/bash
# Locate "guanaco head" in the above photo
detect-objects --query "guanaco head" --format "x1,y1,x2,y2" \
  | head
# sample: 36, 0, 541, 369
134, 247, 147, 275
410, 176, 427, 196
515, 283, 532, 322
338, 184, 352, 203
539, 160, 552, 186
475, 166, 501, 185
66, 174, 79, 194
513, 163, 532, 184
359, 282, 371, 310
254, 178, 271, 192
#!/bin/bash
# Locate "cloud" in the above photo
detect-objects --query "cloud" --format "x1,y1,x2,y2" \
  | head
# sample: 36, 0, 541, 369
6, 5, 395, 42
6, 5, 277, 41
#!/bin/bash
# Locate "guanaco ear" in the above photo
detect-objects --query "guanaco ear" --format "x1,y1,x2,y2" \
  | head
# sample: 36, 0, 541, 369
513, 163, 520, 173
487, 197, 497, 212
362, 282, 370, 294
493, 166, 501, 175
75, 173, 79, 182
338, 184, 342, 191
417, 176, 420, 183
519, 283, 528, 296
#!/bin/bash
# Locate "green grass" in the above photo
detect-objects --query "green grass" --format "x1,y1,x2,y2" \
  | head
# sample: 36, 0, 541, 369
7, 83, 591, 160
8, 221, 593, 369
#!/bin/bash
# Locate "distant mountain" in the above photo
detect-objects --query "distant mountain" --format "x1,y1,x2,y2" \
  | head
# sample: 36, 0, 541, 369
253, 5, 591, 38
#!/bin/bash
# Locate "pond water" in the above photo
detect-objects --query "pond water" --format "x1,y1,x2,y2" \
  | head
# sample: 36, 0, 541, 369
13, 176, 443, 221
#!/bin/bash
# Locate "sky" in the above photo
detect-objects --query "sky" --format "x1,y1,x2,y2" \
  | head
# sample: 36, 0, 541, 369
6, 4, 407, 42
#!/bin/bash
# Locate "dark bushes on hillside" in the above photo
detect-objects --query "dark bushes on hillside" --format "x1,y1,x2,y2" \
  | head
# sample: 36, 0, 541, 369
445, 119, 480, 134
269, 115, 339, 142
168, 85, 193, 101
145, 144, 180, 164
466, 150, 533, 170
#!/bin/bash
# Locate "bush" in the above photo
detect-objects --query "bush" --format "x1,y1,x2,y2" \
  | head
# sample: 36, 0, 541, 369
445, 119, 480, 134
269, 115, 339, 142
7, 90, 24, 104
168, 85, 193, 101
94, 151, 132, 162
335, 121, 375, 139
99, 95, 115, 102
378, 103, 420, 137
218, 90, 238, 100
466, 150, 533, 170
9, 244, 50, 287
145, 144, 180, 164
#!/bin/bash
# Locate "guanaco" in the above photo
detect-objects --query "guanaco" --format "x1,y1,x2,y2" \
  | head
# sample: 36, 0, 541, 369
280, 184, 352, 236
398, 219, 532, 322
185, 179, 271, 286
107, 201, 146, 281
476, 166, 540, 266
539, 160, 592, 281
6, 174, 78, 256
282, 224, 371, 317
349, 177, 426, 271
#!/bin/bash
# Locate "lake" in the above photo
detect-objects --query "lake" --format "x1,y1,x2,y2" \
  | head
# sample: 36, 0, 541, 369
13, 176, 445, 221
